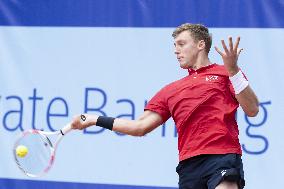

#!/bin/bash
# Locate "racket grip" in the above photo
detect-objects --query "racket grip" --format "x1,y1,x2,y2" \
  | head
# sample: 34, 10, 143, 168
60, 124, 72, 135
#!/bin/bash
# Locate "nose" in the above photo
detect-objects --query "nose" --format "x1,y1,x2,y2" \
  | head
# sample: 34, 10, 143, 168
174, 46, 180, 55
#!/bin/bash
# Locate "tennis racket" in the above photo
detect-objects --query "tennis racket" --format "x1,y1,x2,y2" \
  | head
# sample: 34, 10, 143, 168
13, 114, 86, 177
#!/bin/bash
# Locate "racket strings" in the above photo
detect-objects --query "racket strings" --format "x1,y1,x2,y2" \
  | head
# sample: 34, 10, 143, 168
14, 132, 54, 177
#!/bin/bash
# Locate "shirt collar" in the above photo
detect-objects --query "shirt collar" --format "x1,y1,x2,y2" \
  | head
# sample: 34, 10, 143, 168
187, 63, 216, 75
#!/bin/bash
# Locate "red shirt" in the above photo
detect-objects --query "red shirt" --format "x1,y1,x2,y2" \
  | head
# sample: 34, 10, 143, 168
145, 64, 242, 161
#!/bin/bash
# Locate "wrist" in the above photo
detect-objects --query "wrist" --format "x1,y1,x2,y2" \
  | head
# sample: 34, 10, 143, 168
88, 114, 99, 125
229, 70, 249, 94
227, 66, 239, 76
96, 116, 115, 130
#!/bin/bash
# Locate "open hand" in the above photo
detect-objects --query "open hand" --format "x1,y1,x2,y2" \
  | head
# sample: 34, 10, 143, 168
215, 36, 243, 76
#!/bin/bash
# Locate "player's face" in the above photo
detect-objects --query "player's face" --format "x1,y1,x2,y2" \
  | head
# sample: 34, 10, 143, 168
174, 31, 199, 69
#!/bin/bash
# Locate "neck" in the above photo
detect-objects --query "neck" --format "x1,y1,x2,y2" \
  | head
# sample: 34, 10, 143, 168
191, 55, 211, 70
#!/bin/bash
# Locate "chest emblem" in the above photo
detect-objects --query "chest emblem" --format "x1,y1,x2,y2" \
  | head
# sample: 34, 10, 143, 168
205, 75, 218, 81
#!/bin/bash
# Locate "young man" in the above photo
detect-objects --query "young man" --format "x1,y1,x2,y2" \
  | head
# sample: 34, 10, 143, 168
71, 23, 259, 189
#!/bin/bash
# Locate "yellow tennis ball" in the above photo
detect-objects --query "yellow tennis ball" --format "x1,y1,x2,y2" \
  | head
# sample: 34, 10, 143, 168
16, 145, 28, 158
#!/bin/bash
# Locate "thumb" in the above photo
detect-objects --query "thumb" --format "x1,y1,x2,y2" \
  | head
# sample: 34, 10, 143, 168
237, 48, 243, 56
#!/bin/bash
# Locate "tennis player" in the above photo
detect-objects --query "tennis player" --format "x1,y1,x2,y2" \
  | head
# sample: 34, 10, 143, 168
71, 23, 259, 189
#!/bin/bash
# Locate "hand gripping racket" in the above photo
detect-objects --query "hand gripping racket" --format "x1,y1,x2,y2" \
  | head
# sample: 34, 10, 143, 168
13, 115, 86, 177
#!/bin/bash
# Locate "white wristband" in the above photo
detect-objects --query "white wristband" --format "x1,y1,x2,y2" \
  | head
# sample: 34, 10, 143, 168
229, 70, 249, 95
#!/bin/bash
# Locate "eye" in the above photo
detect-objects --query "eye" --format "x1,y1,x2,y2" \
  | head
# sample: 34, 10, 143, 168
175, 41, 186, 48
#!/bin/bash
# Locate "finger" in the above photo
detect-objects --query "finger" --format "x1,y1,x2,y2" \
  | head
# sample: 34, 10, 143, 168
234, 36, 241, 52
221, 39, 229, 54
79, 126, 85, 130
229, 36, 233, 52
237, 48, 243, 56
71, 123, 77, 129
214, 46, 224, 56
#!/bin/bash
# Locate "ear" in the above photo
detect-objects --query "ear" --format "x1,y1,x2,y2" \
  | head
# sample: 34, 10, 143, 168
198, 40, 206, 51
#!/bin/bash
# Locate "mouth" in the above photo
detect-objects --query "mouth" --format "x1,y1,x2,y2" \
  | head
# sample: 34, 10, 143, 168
177, 57, 183, 62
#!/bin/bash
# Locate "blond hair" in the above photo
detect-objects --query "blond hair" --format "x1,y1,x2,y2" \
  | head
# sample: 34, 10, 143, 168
172, 23, 212, 54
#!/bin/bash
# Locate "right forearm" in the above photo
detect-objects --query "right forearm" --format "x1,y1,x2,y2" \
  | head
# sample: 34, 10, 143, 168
113, 118, 146, 136
82, 115, 147, 136
112, 111, 163, 136
71, 111, 163, 137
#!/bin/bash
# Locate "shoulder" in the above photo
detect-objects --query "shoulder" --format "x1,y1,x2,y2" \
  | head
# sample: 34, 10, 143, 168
163, 76, 188, 90
209, 63, 229, 76
154, 76, 188, 98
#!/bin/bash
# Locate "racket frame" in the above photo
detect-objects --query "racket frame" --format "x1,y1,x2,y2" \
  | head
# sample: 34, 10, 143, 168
13, 124, 72, 177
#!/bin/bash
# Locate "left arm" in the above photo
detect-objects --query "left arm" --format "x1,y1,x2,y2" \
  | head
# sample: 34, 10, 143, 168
215, 36, 259, 117
235, 85, 259, 117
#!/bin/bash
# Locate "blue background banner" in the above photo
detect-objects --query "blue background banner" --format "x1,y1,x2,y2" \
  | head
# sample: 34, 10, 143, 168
0, 178, 177, 189
0, 0, 284, 28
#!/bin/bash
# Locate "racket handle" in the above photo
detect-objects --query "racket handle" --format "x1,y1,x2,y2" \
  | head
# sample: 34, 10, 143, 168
60, 124, 72, 135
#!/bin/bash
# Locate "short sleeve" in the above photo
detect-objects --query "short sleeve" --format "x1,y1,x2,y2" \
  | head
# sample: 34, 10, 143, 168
144, 87, 171, 123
